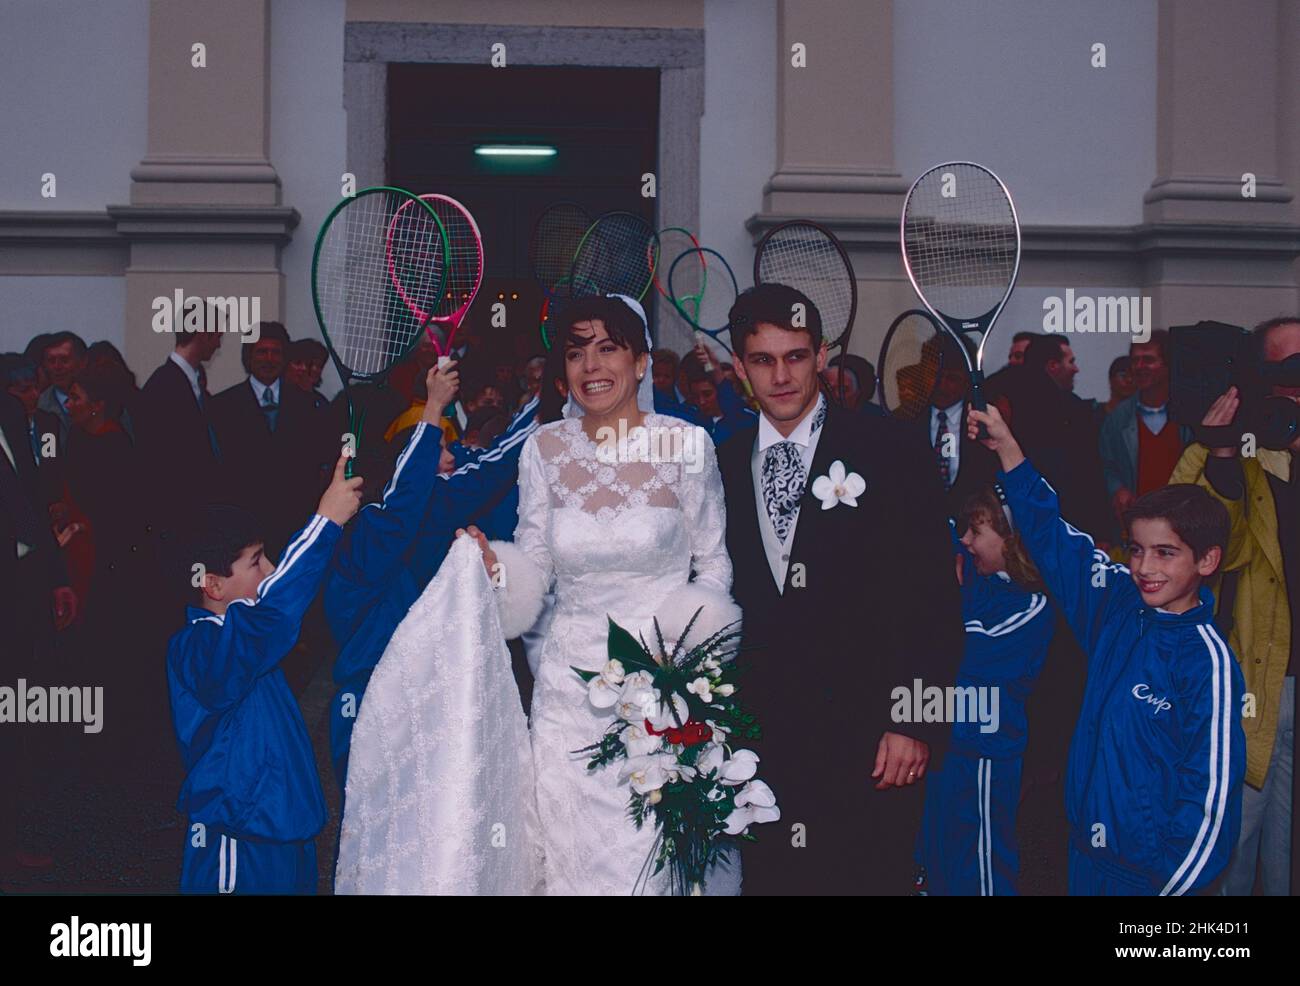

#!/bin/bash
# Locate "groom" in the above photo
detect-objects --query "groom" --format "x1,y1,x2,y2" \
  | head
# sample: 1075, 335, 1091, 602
717, 283, 964, 895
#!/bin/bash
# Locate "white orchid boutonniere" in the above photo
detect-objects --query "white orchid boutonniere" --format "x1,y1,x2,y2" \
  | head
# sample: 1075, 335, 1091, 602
811, 459, 865, 510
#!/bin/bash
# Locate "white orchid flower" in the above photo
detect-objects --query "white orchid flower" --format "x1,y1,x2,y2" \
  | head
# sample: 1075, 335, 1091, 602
734, 778, 777, 809
615, 671, 658, 722
619, 755, 667, 795
647, 691, 690, 732
621, 721, 663, 757
714, 683, 735, 697
601, 659, 626, 686
662, 758, 697, 784
686, 677, 713, 703
723, 780, 781, 834
588, 674, 622, 709
811, 459, 866, 510
719, 748, 759, 786
696, 744, 725, 778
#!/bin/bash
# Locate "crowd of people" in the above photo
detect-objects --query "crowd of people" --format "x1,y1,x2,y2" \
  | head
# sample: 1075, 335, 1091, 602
1, 301, 1295, 896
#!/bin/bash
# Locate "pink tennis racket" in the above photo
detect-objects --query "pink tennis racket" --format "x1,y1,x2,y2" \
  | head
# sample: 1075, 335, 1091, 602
387, 193, 484, 356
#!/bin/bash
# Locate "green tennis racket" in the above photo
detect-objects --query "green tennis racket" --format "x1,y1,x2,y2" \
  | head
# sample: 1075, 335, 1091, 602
311, 186, 447, 477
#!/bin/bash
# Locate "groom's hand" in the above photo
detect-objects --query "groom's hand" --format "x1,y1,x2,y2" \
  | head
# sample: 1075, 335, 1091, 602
872, 732, 930, 790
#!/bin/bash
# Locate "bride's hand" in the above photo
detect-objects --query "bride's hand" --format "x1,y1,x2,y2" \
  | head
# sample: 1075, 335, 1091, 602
457, 525, 498, 578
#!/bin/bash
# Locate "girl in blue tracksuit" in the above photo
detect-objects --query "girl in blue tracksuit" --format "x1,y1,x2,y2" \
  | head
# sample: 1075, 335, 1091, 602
916, 487, 1055, 895
168, 456, 361, 894
325, 391, 538, 789
970, 406, 1245, 896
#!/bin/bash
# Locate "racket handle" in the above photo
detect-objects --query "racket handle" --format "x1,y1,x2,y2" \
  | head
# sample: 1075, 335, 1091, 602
343, 397, 365, 480
969, 370, 989, 440
694, 334, 714, 373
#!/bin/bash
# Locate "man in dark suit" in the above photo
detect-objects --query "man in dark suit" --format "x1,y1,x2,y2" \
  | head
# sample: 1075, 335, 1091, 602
34, 331, 87, 445
2, 355, 65, 507
210, 321, 332, 557
135, 323, 225, 538
984, 334, 1113, 542
922, 334, 1000, 520
0, 391, 77, 881
716, 284, 964, 895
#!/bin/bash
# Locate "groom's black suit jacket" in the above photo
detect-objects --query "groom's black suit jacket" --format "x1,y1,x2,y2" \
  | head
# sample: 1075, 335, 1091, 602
717, 401, 964, 895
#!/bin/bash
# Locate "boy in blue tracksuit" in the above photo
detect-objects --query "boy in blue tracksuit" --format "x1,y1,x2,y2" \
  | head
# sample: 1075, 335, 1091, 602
970, 405, 1245, 895
167, 454, 364, 894
916, 490, 1055, 895
325, 366, 538, 789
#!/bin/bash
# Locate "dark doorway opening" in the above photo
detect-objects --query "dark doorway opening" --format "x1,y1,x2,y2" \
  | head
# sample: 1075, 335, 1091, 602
388, 63, 660, 361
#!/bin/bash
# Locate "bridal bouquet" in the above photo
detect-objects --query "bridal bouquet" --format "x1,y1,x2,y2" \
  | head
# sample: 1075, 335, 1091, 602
573, 609, 779, 894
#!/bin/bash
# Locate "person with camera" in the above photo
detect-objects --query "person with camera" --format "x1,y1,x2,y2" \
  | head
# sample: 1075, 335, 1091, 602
1169, 315, 1300, 895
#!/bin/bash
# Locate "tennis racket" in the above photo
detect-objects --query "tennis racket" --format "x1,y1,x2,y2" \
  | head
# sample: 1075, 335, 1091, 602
539, 273, 601, 351
395, 193, 483, 354
312, 186, 447, 477
654, 227, 703, 315
569, 210, 660, 304
877, 309, 947, 421
530, 201, 590, 347
901, 161, 1020, 418
753, 220, 858, 353
667, 245, 756, 399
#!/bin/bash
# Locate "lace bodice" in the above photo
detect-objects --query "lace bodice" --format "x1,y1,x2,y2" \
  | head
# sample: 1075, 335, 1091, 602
515, 414, 731, 602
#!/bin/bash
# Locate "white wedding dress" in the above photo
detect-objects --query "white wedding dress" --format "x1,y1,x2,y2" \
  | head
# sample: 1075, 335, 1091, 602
336, 413, 742, 895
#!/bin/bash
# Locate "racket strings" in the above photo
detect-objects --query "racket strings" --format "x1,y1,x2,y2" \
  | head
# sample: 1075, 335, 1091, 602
318, 192, 440, 377
881, 315, 943, 420
903, 164, 1017, 320
669, 248, 735, 336
531, 204, 589, 291
756, 227, 854, 345
571, 214, 658, 301
425, 202, 482, 320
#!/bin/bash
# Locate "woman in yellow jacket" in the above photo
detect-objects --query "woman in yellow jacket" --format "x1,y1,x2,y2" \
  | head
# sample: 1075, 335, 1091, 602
1169, 392, 1293, 895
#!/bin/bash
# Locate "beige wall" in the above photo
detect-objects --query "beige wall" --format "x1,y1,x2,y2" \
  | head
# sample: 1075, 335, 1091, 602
346, 0, 702, 28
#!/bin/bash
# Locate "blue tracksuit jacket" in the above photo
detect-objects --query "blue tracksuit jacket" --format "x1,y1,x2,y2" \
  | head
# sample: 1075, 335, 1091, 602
949, 544, 1053, 759
168, 513, 340, 844
325, 403, 538, 787
1001, 458, 1245, 895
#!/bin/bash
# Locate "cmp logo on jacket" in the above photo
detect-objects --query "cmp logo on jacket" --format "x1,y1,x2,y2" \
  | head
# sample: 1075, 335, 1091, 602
1131, 683, 1173, 717
49, 916, 150, 966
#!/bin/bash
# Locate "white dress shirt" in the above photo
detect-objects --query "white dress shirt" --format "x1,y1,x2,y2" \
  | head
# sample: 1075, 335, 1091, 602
751, 394, 826, 593
169, 351, 203, 405
0, 425, 31, 559
929, 399, 965, 485
249, 376, 280, 406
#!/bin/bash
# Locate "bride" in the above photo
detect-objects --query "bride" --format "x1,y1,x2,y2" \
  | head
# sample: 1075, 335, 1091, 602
336, 294, 742, 895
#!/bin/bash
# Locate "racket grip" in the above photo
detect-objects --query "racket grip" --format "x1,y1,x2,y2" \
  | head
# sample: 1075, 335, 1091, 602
969, 371, 988, 440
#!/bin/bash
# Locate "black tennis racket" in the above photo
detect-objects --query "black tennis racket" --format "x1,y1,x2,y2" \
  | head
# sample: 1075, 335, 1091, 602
901, 161, 1020, 417
530, 201, 590, 349
569, 211, 660, 303
754, 220, 858, 353
877, 309, 947, 421
312, 186, 447, 477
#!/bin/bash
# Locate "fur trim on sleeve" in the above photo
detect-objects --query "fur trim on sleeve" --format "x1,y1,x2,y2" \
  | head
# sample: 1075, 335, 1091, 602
489, 540, 547, 639
648, 583, 743, 655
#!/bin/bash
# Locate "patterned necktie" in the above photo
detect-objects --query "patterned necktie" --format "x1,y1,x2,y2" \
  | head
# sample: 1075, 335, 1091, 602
934, 409, 951, 489
261, 385, 279, 432
760, 399, 826, 544
196, 365, 221, 460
